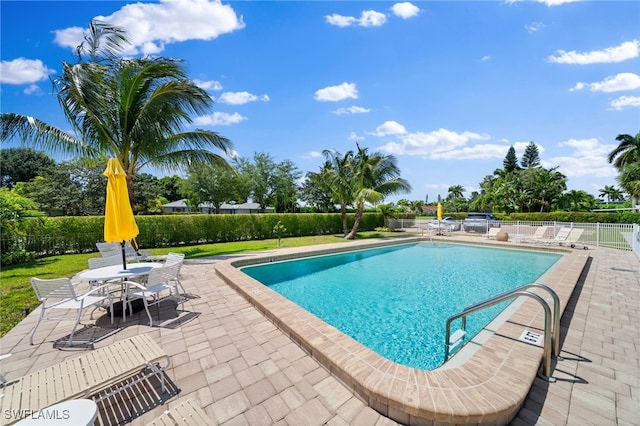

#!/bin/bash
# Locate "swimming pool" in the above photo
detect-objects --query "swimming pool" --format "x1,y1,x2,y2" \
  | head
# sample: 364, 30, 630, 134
241, 242, 561, 370
216, 237, 588, 424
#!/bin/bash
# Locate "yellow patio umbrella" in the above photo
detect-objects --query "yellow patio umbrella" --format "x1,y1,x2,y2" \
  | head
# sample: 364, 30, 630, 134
437, 203, 442, 222
103, 158, 139, 270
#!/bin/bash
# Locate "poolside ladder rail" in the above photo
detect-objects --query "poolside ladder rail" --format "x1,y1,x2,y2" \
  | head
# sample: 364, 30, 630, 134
443, 283, 561, 382
447, 329, 466, 352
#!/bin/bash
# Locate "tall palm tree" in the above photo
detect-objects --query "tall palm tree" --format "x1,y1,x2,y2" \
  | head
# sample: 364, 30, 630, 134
607, 132, 640, 170
1, 21, 232, 207
447, 185, 465, 212
598, 185, 624, 202
344, 145, 411, 240
322, 149, 355, 236
618, 162, 640, 211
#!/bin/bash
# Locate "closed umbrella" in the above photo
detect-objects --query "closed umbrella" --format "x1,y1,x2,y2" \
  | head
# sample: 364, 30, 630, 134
437, 203, 442, 221
103, 158, 139, 270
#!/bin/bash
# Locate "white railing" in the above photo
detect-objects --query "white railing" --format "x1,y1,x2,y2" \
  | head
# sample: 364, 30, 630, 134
386, 219, 638, 252
632, 224, 640, 260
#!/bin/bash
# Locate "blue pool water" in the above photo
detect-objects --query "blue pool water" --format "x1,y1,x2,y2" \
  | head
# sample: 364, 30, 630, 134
242, 243, 561, 370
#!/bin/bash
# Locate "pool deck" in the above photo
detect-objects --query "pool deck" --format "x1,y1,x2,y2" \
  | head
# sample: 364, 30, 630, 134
0, 235, 638, 425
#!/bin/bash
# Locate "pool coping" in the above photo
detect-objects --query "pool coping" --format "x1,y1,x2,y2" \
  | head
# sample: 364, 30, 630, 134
214, 237, 590, 425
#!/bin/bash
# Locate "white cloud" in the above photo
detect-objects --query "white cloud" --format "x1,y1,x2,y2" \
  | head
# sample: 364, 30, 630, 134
331, 105, 371, 115
391, 3, 420, 19
217, 91, 269, 105
482, 55, 491, 62
609, 95, 640, 111
302, 151, 323, 159
571, 73, 640, 93
548, 138, 617, 178
349, 132, 365, 142
23, 84, 44, 95
377, 127, 492, 158
370, 120, 407, 136
193, 111, 246, 126
525, 21, 546, 33
53, 0, 245, 56
548, 40, 639, 64
194, 79, 223, 91
513, 141, 545, 156
315, 82, 358, 102
431, 143, 507, 160
0, 58, 55, 84
507, 0, 582, 6
326, 10, 387, 27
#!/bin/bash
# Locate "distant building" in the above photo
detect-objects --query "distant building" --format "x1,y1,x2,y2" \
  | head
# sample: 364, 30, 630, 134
162, 199, 275, 214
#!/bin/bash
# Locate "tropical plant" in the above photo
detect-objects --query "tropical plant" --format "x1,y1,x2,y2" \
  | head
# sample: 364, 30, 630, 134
598, 185, 624, 202
0, 20, 233, 209
607, 132, 640, 170
618, 162, 640, 210
447, 185, 465, 212
344, 144, 411, 239
322, 149, 356, 236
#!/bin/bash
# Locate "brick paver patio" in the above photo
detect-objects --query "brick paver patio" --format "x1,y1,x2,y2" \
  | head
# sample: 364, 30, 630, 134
0, 236, 637, 425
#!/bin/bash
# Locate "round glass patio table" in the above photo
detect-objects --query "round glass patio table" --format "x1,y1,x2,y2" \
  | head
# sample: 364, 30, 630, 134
78, 262, 163, 282
16, 399, 98, 425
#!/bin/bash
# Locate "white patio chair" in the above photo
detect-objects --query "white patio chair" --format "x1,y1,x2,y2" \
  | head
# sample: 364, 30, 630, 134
29, 277, 115, 345
122, 263, 182, 326
96, 241, 151, 262
164, 252, 186, 295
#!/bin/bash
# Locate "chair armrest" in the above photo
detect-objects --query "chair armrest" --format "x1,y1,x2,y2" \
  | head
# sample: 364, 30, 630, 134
79, 283, 117, 297
121, 280, 148, 292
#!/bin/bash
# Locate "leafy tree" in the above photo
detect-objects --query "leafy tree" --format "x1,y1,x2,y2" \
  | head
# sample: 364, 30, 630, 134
0, 20, 232, 210
503, 146, 520, 173
344, 144, 411, 239
132, 173, 162, 214
0, 148, 56, 188
395, 199, 412, 212
607, 132, 640, 170
598, 185, 624, 202
234, 153, 300, 212
183, 162, 241, 213
521, 141, 541, 168
158, 175, 185, 202
299, 166, 335, 213
272, 160, 302, 213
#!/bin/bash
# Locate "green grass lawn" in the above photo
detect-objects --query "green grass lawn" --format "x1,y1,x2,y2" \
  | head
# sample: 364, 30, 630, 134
0, 232, 408, 337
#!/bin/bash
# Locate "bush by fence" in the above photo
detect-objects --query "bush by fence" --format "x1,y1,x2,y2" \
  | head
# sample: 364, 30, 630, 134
1, 212, 384, 265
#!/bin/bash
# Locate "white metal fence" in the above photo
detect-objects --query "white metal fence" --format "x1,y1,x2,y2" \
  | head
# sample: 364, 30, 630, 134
387, 218, 640, 258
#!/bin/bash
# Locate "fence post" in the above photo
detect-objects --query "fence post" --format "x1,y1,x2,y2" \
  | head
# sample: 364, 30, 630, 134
596, 222, 600, 248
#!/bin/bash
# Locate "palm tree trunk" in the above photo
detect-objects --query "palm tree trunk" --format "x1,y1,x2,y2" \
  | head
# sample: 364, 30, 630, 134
340, 203, 349, 236
345, 203, 364, 240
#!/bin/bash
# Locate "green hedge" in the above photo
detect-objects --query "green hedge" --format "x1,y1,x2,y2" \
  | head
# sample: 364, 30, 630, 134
1, 213, 384, 264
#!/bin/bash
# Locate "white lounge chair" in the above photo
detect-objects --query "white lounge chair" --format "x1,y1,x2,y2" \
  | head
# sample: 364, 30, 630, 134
560, 228, 587, 249
0, 334, 171, 424
147, 399, 213, 426
523, 226, 549, 243
29, 277, 115, 346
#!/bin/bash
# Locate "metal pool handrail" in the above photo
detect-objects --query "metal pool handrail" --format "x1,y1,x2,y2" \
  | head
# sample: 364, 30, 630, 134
444, 287, 557, 382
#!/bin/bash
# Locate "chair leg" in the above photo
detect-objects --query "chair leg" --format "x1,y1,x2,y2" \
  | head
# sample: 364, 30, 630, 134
67, 309, 83, 347
29, 307, 46, 345
142, 297, 153, 327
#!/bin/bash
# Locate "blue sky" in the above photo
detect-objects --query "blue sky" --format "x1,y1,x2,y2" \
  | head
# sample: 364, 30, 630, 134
1, 0, 639, 204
